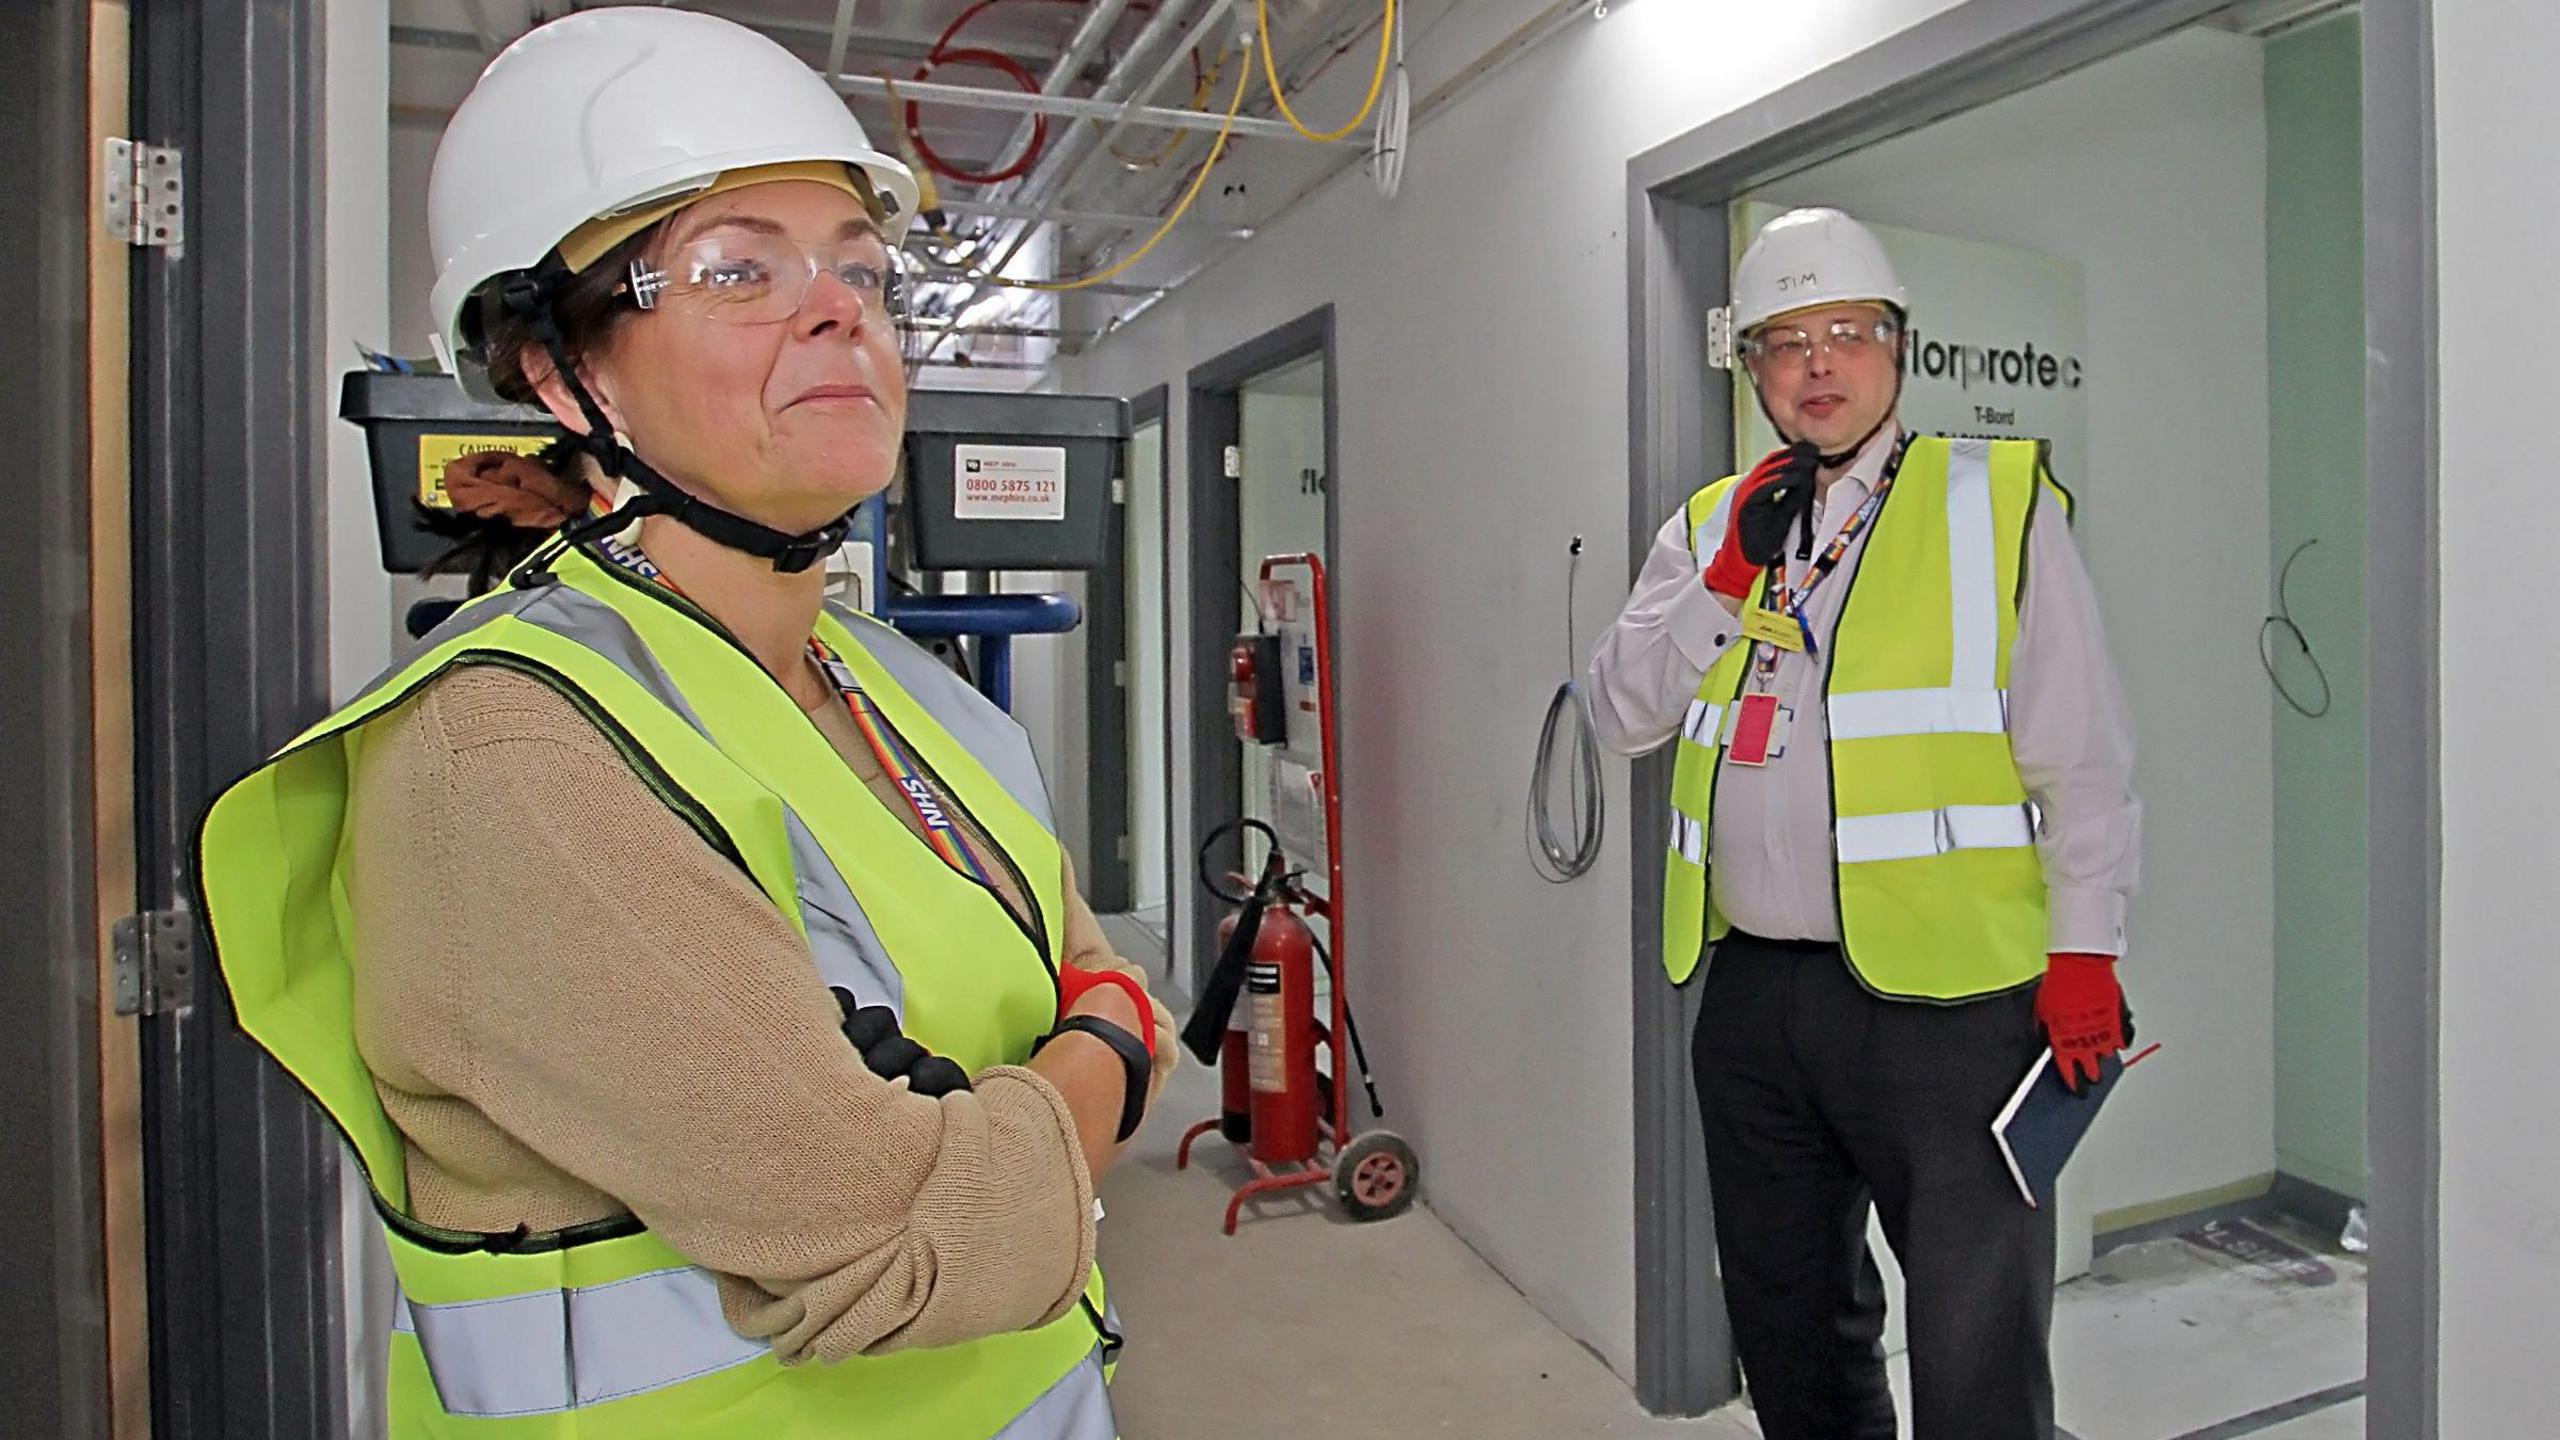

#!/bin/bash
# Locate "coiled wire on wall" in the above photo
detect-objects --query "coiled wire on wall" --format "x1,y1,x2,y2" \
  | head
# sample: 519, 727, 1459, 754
1528, 536, 1605, 882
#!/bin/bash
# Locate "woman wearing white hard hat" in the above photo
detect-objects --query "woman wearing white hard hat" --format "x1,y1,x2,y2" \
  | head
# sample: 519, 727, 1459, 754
196, 9, 1169, 1437
1588, 207, 2140, 1440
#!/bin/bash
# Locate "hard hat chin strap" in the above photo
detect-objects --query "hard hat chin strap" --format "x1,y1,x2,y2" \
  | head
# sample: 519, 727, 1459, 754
499, 269, 853, 575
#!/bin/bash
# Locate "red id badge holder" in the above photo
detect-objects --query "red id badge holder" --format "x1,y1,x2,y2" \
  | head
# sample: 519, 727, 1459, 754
1726, 692, 1787, 766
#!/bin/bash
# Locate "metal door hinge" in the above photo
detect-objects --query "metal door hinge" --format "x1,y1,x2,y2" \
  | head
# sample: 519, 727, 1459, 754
1223, 445, 1243, 479
112, 908, 198, 1017
1113, 659, 1128, 687
103, 139, 185, 249
1706, 304, 1735, 370
1111, 476, 1127, 505
1115, 834, 1131, 862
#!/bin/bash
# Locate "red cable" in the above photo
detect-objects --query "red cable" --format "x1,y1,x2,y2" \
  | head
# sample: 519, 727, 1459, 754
902, 0, 1172, 188
907, 47, 1051, 185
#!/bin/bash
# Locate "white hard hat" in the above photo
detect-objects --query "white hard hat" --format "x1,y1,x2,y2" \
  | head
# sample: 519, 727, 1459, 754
427, 7, 919, 394
1731, 207, 1907, 334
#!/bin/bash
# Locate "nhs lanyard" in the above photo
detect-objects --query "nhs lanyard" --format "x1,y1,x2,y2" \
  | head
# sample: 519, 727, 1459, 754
597, 538, 1000, 890
808, 637, 999, 889
1749, 435, 1911, 685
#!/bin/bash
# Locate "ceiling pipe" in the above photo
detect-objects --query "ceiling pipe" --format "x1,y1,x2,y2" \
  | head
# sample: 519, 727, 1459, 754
1085, 0, 1593, 342
941, 195, 1254, 236
1083, 0, 1368, 218
909, 0, 1217, 369
994, 0, 1213, 213
1070, 0, 1248, 180
976, 0, 1142, 194
825, 0, 860, 81
836, 73, 1299, 138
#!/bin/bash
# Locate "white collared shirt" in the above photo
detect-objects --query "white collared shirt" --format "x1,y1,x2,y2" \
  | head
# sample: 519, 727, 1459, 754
1586, 424, 2141, 955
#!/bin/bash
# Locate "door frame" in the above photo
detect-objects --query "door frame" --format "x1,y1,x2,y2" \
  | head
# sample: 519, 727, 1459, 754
1124, 385, 1174, 942
129, 3, 349, 1436
1180, 307, 1337, 995
3, 2, 126, 1436
1622, 0, 2439, 1426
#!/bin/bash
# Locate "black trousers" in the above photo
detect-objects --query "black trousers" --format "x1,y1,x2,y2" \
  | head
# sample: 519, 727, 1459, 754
1692, 932, 2056, 1440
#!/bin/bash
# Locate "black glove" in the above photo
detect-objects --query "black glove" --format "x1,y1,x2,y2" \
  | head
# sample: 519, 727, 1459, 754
832, 988, 973, 1097
1736, 441, 1822, 567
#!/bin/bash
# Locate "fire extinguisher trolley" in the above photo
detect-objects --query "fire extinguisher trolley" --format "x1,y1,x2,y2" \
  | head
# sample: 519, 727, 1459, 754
1178, 553, 1418, 1234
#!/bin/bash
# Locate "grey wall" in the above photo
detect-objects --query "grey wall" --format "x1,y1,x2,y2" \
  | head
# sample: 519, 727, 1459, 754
2433, 0, 2560, 1430
2264, 11, 2369, 1206
1756, 25, 2277, 1218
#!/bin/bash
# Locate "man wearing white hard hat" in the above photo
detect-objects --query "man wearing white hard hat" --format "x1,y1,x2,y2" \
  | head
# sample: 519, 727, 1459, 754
195, 9, 1172, 1438
1588, 207, 2140, 1439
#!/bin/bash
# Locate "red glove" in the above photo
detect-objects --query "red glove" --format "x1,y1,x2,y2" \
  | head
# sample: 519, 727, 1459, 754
1704, 446, 1812, 599
1057, 965, 1157, 1058
2036, 952, 2131, 1094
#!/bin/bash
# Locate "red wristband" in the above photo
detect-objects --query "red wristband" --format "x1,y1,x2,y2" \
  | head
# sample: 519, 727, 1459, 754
1056, 965, 1156, 1057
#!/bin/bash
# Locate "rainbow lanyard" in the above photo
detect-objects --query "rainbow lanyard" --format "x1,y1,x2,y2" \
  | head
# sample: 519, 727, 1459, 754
595, 537, 1001, 891
1749, 433, 1913, 687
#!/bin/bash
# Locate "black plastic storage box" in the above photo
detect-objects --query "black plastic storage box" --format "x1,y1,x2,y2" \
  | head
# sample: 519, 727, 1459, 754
902, 391, 1128, 571
340, 371, 566, 572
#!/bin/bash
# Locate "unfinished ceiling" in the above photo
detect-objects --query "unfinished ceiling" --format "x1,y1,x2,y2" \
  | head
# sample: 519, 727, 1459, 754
389, 0, 1588, 379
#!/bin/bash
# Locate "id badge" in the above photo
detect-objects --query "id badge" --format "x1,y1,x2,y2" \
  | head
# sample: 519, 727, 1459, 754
1725, 692, 1790, 766
1741, 604, 1804, 653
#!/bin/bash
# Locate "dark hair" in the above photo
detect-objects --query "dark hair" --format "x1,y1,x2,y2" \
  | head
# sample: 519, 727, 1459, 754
475, 224, 663, 405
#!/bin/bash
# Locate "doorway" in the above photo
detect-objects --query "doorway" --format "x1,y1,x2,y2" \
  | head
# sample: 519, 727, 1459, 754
1181, 308, 1337, 995
1625, 0, 2429, 1432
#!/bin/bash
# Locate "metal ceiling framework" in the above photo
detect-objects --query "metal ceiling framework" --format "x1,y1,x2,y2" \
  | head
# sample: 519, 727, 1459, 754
387, 0, 1592, 373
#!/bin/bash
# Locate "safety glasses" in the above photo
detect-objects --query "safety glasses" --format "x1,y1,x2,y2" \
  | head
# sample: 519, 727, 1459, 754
1739, 316, 1900, 372
622, 232, 906, 325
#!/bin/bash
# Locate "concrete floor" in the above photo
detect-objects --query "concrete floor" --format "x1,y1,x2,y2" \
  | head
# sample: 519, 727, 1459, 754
2048, 1213, 2367, 1440
1092, 918, 2366, 1440
1096, 1052, 1757, 1439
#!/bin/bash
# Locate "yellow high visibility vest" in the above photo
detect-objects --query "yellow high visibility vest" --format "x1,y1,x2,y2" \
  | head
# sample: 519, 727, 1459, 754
198, 545, 1117, 1438
1661, 436, 2067, 1001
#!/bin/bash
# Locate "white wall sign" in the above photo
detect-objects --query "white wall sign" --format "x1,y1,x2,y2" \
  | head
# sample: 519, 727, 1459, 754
953, 443, 1068, 521
1735, 203, 2090, 504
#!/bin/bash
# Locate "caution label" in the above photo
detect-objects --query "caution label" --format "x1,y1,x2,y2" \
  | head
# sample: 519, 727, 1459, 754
953, 444, 1068, 522
416, 434, 557, 510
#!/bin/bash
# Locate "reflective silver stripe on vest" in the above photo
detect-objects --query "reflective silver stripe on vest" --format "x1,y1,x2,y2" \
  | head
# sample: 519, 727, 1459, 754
393, 1266, 765, 1418
1835, 803, 2035, 865
993, 1350, 1117, 1440
504, 582, 909, 1019
1827, 687, 2007, 739
1682, 698, 1725, 747
1825, 439, 2008, 743
1944, 438, 1999, 697
1669, 813, 1706, 866
831, 604, 1057, 834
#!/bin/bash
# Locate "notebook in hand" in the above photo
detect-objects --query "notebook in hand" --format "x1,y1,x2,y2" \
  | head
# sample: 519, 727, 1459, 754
1992, 1048, 2128, 1210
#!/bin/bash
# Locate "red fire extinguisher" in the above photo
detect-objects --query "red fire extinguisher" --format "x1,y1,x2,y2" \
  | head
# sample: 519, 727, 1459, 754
1180, 818, 1413, 1230
1187, 819, 1321, 1161
1241, 903, 1320, 1165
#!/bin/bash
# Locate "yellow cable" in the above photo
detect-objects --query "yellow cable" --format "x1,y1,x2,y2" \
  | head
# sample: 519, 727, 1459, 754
1111, 54, 1224, 170
1258, 0, 1396, 145
1016, 51, 1252, 293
